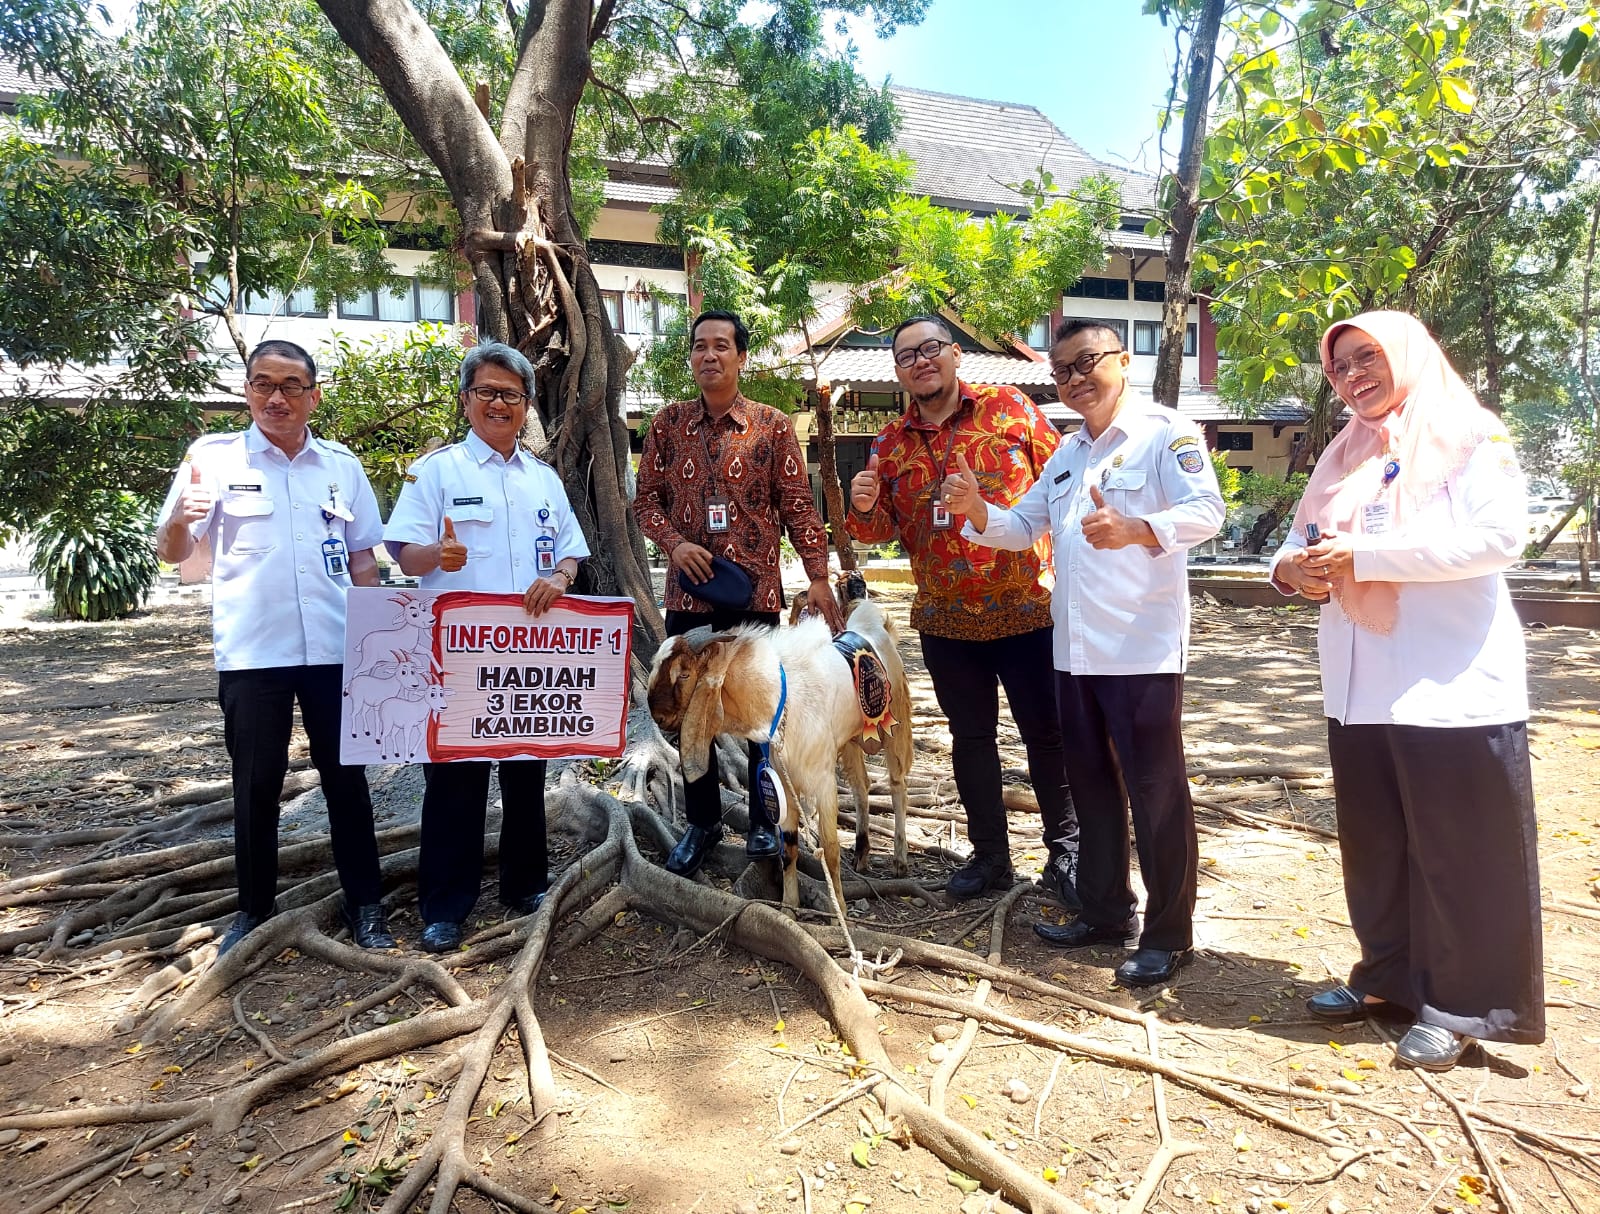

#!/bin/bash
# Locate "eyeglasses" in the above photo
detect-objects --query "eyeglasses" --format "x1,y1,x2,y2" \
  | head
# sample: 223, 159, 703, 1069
466, 386, 530, 406
1327, 346, 1383, 381
893, 338, 954, 368
1050, 350, 1122, 384
246, 377, 312, 398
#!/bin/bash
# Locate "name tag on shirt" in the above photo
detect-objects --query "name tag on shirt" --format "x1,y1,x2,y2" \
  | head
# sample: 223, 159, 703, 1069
452, 496, 484, 506
1362, 502, 1392, 535
227, 483, 262, 492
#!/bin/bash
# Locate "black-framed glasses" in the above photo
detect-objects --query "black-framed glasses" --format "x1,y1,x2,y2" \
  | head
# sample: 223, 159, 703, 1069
893, 338, 954, 368
246, 377, 312, 398
465, 386, 530, 406
1327, 346, 1382, 381
1050, 350, 1122, 384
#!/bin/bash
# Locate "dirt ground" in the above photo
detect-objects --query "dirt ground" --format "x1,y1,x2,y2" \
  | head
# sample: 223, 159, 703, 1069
2, 585, 1599, 1214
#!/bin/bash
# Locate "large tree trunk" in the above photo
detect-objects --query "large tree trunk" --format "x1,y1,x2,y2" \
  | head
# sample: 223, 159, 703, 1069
1152, 0, 1224, 408
1242, 379, 1339, 554
315, 0, 663, 649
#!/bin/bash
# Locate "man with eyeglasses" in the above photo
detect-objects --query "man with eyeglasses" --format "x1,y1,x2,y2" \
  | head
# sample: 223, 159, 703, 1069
636, 310, 840, 878
943, 318, 1223, 987
846, 315, 1078, 903
156, 339, 394, 955
384, 341, 588, 953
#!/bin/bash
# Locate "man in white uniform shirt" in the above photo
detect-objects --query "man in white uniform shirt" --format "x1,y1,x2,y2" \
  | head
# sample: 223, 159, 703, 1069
156, 339, 394, 955
944, 319, 1223, 987
385, 342, 588, 953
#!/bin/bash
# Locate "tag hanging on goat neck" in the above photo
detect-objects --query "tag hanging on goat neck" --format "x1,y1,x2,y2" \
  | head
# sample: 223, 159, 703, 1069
753, 760, 788, 836
831, 630, 896, 756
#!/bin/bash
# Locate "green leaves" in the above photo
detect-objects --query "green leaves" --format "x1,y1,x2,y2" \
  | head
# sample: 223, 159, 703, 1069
31, 492, 161, 621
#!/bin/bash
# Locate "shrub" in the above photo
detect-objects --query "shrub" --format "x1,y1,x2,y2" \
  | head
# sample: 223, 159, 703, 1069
31, 491, 160, 620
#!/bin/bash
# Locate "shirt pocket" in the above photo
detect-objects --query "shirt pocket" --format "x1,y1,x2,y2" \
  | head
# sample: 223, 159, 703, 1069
1101, 468, 1149, 512
1046, 477, 1079, 537
445, 501, 495, 557
220, 491, 276, 555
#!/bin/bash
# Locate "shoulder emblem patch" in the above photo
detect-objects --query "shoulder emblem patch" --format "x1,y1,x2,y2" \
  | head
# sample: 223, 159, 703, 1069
1176, 449, 1205, 474
403, 473, 418, 483
1169, 435, 1199, 452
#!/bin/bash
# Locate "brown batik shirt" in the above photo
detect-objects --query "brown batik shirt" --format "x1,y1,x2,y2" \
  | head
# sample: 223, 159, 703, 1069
636, 394, 830, 614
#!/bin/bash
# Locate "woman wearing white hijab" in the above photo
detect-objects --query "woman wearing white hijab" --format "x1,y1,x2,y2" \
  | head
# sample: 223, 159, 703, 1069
1271, 311, 1543, 1072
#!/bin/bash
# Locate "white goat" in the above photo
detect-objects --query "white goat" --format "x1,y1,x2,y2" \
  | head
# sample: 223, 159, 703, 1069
647, 596, 913, 911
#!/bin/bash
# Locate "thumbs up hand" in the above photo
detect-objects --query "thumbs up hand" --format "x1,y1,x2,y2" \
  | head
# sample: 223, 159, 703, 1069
438, 515, 468, 572
940, 450, 988, 530
174, 461, 213, 525
850, 453, 882, 512
1082, 483, 1153, 550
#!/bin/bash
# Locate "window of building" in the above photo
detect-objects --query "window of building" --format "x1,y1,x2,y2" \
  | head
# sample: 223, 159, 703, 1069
600, 290, 623, 331
1133, 280, 1165, 303
338, 280, 456, 323
622, 290, 686, 335
1132, 320, 1199, 357
1063, 276, 1129, 300
238, 284, 321, 318
1026, 316, 1050, 350
1216, 431, 1254, 451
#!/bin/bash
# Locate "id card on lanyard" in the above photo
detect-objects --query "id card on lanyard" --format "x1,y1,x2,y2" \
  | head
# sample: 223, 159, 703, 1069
320, 482, 349, 577
920, 428, 960, 531
535, 505, 557, 574
696, 416, 733, 535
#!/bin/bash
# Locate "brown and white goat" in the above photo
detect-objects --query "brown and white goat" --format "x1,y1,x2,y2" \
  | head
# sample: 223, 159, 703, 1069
647, 597, 913, 910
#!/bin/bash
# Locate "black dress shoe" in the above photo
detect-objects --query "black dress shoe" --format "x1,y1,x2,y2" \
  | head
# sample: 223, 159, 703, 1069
503, 891, 547, 916
665, 824, 724, 876
947, 851, 1014, 900
1115, 947, 1189, 988
745, 817, 781, 860
1307, 984, 1412, 1023
218, 904, 276, 956
420, 921, 464, 953
1037, 850, 1082, 913
1395, 1023, 1470, 1072
342, 902, 396, 950
1033, 917, 1138, 949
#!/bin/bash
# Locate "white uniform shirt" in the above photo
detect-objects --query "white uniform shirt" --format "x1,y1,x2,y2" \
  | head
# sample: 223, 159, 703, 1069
1269, 435, 1528, 727
966, 403, 1224, 675
383, 430, 589, 593
157, 425, 383, 671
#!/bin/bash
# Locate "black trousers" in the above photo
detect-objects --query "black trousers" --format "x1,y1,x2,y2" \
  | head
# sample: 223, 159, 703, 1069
218, 664, 383, 918
665, 607, 780, 831
1054, 671, 1196, 952
920, 628, 1076, 860
417, 758, 548, 925
1327, 719, 1544, 1044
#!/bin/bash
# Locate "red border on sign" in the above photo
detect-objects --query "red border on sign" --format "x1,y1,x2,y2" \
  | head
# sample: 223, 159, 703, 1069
425, 593, 634, 761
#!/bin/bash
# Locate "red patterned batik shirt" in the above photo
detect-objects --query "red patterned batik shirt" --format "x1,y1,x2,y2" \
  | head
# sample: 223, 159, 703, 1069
637, 395, 830, 614
846, 382, 1059, 640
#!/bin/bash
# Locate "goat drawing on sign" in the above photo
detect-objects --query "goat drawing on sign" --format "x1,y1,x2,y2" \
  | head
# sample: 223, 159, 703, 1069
350, 591, 440, 677
378, 676, 454, 762
343, 649, 426, 739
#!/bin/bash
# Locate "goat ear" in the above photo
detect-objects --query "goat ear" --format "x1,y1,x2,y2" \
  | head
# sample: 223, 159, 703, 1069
678, 635, 741, 784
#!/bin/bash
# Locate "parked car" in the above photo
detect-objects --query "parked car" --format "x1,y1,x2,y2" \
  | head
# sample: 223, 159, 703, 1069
1527, 499, 1584, 542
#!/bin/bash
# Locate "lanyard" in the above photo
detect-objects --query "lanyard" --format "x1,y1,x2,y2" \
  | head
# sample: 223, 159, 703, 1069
759, 664, 787, 761
916, 425, 960, 507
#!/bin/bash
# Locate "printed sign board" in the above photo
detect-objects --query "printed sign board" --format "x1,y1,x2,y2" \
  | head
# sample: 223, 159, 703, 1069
340, 586, 633, 764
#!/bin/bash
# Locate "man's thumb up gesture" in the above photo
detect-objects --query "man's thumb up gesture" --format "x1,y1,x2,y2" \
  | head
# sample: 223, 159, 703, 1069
849, 452, 882, 512
175, 461, 213, 525
438, 515, 468, 572
941, 450, 983, 513
1082, 483, 1153, 550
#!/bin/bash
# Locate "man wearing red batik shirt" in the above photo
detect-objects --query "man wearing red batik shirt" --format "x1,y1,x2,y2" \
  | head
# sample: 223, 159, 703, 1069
638, 310, 840, 877
848, 315, 1077, 902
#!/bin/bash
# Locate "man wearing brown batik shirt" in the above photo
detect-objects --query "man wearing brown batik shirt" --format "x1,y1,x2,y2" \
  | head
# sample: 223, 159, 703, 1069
636, 310, 840, 875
